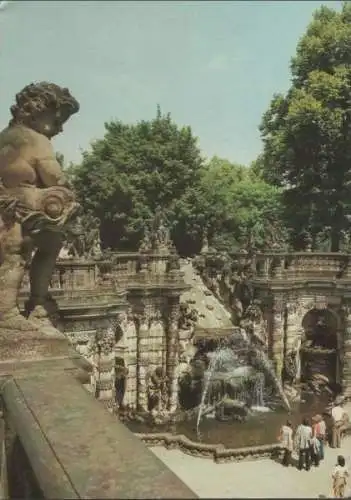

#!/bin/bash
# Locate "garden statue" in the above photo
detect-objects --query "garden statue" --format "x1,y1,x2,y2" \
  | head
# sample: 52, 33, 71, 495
68, 212, 102, 259
282, 351, 297, 387
68, 216, 86, 258
0, 82, 80, 335
139, 227, 152, 253
147, 366, 168, 414
150, 205, 171, 251
58, 242, 73, 260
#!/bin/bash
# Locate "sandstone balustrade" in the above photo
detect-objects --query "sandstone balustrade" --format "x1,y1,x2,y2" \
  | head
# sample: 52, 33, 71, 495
0, 332, 196, 499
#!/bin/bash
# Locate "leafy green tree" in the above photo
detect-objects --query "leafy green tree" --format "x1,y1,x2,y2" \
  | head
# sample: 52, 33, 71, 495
259, 3, 351, 251
70, 107, 205, 254
198, 156, 285, 251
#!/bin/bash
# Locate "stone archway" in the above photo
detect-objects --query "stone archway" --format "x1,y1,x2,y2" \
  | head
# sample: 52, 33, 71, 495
300, 308, 340, 390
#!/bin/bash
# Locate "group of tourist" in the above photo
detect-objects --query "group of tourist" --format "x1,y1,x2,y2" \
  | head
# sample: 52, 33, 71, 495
279, 397, 350, 497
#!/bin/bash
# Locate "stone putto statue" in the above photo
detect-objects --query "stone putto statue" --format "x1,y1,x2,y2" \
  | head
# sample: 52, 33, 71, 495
0, 82, 80, 335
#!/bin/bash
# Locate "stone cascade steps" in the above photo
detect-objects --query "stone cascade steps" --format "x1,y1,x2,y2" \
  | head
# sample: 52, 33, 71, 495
180, 260, 233, 331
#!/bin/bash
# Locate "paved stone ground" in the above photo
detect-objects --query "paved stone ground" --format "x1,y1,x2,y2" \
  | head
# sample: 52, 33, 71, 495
151, 436, 351, 498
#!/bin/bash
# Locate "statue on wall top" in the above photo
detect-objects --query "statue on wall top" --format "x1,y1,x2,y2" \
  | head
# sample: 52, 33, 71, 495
67, 212, 102, 260
58, 242, 73, 260
0, 82, 80, 334
151, 205, 171, 251
139, 227, 152, 253
139, 206, 173, 254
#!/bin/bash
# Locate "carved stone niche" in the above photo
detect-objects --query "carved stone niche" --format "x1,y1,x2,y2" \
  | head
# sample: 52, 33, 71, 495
300, 308, 339, 387
301, 308, 338, 350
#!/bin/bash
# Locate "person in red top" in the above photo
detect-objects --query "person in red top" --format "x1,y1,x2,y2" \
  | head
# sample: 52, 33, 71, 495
313, 414, 327, 461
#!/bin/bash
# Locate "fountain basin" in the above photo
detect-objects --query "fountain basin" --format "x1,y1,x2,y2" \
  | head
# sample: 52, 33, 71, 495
126, 394, 335, 463
135, 432, 282, 463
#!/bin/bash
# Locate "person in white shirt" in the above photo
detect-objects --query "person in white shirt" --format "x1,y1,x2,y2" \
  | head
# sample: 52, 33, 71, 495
332, 455, 349, 498
279, 420, 293, 467
295, 417, 313, 471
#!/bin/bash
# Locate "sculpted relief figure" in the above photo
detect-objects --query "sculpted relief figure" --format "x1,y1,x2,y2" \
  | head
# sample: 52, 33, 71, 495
139, 227, 152, 253
0, 82, 80, 334
147, 366, 168, 414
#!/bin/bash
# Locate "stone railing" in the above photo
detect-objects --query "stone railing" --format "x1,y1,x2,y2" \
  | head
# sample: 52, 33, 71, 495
204, 251, 351, 283
136, 432, 282, 464
21, 253, 187, 294
109, 252, 186, 289
0, 333, 196, 499
252, 252, 351, 282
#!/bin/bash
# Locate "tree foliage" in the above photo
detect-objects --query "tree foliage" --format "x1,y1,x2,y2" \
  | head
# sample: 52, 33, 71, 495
70, 107, 204, 254
198, 156, 286, 251
259, 2, 351, 251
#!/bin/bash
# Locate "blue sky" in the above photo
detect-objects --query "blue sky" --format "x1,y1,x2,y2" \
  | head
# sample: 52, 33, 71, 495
0, 0, 341, 166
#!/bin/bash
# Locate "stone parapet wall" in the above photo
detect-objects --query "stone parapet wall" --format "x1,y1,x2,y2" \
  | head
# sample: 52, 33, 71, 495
0, 359, 196, 499
251, 252, 351, 282
136, 432, 283, 464
21, 252, 189, 295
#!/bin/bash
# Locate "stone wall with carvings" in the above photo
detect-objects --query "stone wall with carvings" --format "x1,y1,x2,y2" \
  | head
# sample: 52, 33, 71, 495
19, 253, 189, 412
118, 295, 182, 413
200, 251, 351, 398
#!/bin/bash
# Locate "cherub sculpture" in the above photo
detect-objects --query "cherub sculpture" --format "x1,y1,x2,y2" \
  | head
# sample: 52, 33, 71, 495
0, 82, 80, 334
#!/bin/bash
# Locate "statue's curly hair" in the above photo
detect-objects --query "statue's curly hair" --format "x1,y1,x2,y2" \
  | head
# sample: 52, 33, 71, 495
9, 81, 79, 126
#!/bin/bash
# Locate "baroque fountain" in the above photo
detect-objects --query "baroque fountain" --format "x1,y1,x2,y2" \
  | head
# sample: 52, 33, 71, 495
17, 202, 348, 462
10, 112, 349, 462
120, 254, 308, 462
27, 209, 347, 462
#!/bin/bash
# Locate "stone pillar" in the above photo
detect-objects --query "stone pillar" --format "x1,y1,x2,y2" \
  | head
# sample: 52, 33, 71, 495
271, 294, 285, 380
342, 305, 351, 399
136, 312, 150, 412
167, 297, 180, 413
149, 313, 165, 374
271, 256, 284, 280
285, 299, 302, 368
123, 309, 138, 409
92, 328, 115, 409
137, 255, 149, 283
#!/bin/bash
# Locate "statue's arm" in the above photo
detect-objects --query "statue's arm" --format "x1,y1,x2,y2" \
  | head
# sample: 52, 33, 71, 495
32, 135, 70, 188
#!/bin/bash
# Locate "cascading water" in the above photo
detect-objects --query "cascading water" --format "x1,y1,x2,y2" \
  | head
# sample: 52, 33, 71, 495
248, 346, 291, 412
195, 331, 291, 434
196, 347, 225, 434
251, 372, 266, 410
196, 346, 256, 434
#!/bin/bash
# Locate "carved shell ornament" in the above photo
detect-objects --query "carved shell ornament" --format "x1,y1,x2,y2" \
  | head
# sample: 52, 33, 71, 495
39, 186, 79, 224
42, 193, 64, 219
